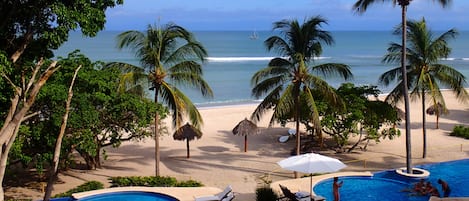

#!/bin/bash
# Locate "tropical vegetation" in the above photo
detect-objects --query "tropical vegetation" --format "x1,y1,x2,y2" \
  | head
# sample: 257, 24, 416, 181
353, 0, 454, 172
108, 22, 213, 176
10, 52, 163, 172
0, 1, 123, 200
250, 16, 353, 158
319, 83, 401, 153
379, 18, 469, 158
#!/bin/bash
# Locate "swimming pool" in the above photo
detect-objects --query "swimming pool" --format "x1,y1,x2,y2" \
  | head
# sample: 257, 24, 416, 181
313, 159, 469, 201
76, 191, 179, 201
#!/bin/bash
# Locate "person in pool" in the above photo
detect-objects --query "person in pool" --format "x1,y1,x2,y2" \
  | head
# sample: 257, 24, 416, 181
424, 182, 441, 197
333, 177, 343, 201
413, 179, 426, 194
438, 179, 451, 197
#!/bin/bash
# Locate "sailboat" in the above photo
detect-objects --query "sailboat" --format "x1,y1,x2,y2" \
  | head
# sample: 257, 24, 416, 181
249, 30, 258, 40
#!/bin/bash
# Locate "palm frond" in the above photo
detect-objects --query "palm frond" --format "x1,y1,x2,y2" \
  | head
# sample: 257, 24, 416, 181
159, 82, 185, 129
250, 86, 283, 123
378, 67, 401, 86
271, 85, 295, 126
310, 63, 353, 80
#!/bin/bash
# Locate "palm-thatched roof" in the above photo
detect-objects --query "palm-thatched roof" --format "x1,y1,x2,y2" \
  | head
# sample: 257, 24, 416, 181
426, 102, 449, 116
232, 118, 259, 136
173, 123, 202, 141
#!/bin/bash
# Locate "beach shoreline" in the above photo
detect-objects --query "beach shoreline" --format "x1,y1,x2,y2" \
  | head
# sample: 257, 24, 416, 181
5, 90, 469, 200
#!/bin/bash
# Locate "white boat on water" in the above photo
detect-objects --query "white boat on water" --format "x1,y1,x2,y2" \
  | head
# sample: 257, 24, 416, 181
249, 31, 258, 40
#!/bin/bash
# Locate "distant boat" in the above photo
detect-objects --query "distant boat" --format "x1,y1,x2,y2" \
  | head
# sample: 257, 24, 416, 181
249, 31, 258, 40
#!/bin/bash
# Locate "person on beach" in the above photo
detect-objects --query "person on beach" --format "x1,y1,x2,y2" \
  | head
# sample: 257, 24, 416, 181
438, 179, 451, 197
333, 177, 343, 201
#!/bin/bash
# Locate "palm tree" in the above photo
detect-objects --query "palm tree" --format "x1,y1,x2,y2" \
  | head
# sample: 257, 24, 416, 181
111, 23, 213, 176
251, 16, 352, 161
379, 18, 469, 158
353, 0, 452, 173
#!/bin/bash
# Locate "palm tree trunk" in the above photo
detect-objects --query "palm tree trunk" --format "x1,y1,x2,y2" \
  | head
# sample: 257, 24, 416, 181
400, 2, 413, 173
421, 91, 427, 158
294, 92, 300, 178
154, 94, 160, 176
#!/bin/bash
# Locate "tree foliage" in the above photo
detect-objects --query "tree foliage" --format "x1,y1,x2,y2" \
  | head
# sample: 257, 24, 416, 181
250, 16, 352, 157
10, 52, 166, 170
319, 83, 401, 152
111, 22, 213, 176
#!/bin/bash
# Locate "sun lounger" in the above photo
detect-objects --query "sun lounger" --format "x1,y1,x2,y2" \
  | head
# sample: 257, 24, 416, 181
195, 185, 233, 201
278, 185, 310, 201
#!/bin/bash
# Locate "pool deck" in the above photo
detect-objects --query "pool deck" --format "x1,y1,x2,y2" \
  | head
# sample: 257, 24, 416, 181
72, 186, 222, 201
270, 171, 373, 197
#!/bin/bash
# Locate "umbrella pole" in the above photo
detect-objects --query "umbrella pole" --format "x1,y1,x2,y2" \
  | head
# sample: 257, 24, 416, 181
310, 175, 313, 198
186, 139, 190, 158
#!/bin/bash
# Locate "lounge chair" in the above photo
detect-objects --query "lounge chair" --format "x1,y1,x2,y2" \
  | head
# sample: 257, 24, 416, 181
195, 185, 233, 201
278, 185, 310, 201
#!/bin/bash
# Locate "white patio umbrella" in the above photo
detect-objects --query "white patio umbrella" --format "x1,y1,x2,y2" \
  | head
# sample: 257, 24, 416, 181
277, 153, 346, 197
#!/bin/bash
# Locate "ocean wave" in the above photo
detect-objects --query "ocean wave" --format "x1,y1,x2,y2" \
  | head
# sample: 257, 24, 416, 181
441, 58, 456, 61
441, 57, 469, 61
206, 56, 331, 62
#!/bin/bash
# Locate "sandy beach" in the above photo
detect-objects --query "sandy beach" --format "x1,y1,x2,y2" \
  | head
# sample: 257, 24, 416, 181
6, 90, 469, 200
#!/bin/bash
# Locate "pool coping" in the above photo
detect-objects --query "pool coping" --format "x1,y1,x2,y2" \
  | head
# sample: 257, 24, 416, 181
72, 186, 222, 201
270, 171, 373, 196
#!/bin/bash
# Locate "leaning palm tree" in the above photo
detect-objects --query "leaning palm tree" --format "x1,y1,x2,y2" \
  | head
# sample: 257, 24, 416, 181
110, 23, 213, 176
251, 16, 352, 161
353, 0, 453, 173
379, 18, 469, 158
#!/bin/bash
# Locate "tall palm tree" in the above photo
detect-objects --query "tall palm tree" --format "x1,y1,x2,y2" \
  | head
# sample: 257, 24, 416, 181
353, 0, 452, 173
111, 23, 213, 176
379, 18, 469, 158
251, 16, 352, 160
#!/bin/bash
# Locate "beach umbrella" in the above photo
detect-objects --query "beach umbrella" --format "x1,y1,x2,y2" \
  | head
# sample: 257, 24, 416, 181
173, 123, 202, 158
426, 102, 448, 129
277, 153, 346, 197
232, 118, 259, 152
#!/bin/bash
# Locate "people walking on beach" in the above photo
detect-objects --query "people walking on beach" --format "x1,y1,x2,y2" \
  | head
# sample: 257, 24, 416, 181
333, 177, 343, 201
438, 179, 451, 197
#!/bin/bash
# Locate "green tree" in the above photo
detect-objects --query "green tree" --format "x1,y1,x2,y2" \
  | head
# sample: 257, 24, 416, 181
250, 16, 352, 159
109, 23, 213, 176
320, 83, 401, 153
0, 1, 122, 200
379, 18, 469, 158
11, 52, 162, 172
353, 0, 452, 173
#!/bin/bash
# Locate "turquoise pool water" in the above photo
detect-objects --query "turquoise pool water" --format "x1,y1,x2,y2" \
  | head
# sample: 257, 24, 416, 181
77, 191, 178, 201
313, 159, 469, 201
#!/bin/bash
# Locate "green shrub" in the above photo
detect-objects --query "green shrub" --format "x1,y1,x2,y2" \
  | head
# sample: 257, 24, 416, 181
256, 186, 278, 201
175, 179, 203, 187
451, 125, 469, 139
53, 181, 104, 198
109, 176, 202, 187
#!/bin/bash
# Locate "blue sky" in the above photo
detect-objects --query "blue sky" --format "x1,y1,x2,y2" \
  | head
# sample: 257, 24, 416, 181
105, 0, 469, 31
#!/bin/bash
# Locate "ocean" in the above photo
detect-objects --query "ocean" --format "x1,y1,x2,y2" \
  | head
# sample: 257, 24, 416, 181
55, 30, 469, 107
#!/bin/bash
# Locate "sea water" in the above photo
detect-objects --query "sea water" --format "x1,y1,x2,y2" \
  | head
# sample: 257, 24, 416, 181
55, 30, 469, 107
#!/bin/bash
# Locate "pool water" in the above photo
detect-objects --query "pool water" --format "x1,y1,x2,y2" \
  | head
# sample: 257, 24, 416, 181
313, 177, 427, 201
78, 191, 179, 201
313, 159, 469, 201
